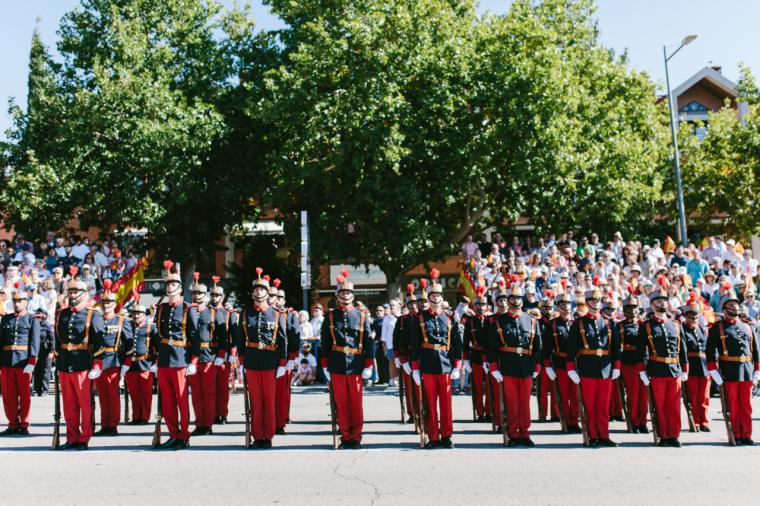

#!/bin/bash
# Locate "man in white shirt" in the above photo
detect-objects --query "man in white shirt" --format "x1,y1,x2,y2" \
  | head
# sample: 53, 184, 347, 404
381, 298, 401, 387
71, 237, 89, 262
647, 239, 665, 263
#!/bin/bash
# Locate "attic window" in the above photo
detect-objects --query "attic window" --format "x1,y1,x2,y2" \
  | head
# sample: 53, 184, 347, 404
679, 101, 709, 113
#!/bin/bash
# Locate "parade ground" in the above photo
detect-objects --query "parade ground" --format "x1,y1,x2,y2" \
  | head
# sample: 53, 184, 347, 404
1, 386, 757, 505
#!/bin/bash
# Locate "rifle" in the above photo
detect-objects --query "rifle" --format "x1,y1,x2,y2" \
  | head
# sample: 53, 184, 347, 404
398, 370, 406, 424
90, 378, 96, 432
681, 378, 697, 432
470, 371, 477, 421
552, 378, 567, 433
719, 384, 736, 446
328, 380, 339, 449
123, 378, 130, 424
408, 374, 421, 434
243, 367, 251, 448
151, 375, 162, 448
499, 378, 508, 447
416, 377, 428, 448
576, 383, 590, 447
486, 372, 496, 432
617, 378, 633, 433
52, 366, 61, 450
647, 383, 660, 445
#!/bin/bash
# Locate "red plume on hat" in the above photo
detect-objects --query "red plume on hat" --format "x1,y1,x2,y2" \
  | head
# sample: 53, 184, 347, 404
625, 282, 633, 295
13, 281, 20, 289
607, 290, 614, 299
593, 275, 600, 287
69, 265, 79, 277
273, 278, 281, 289
721, 282, 732, 291
546, 289, 554, 299
193, 272, 200, 281
477, 285, 486, 297
103, 279, 113, 292
499, 279, 506, 288
687, 291, 698, 304
406, 283, 415, 292
510, 274, 519, 284
211, 275, 220, 286
255, 267, 263, 277
336, 275, 344, 284
263, 275, 270, 282
657, 275, 668, 288
163, 260, 174, 271
560, 278, 568, 290
341, 268, 350, 279
430, 268, 440, 280
420, 279, 428, 289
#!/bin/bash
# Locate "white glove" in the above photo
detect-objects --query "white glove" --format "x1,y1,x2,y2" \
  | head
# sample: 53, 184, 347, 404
482, 361, 489, 374
213, 357, 225, 366
753, 370, 760, 383
186, 364, 197, 376
87, 368, 102, 380
323, 368, 331, 382
286, 359, 295, 371
412, 370, 421, 386
545, 366, 556, 381
394, 357, 401, 368
462, 360, 472, 373
120, 364, 130, 377
276, 366, 286, 378
612, 368, 621, 380
22, 364, 34, 375
709, 369, 723, 386
451, 368, 461, 381
402, 362, 412, 376
149, 364, 158, 375
491, 370, 504, 383
680, 372, 689, 382
362, 367, 373, 380
532, 370, 539, 379
567, 370, 581, 385
639, 371, 650, 386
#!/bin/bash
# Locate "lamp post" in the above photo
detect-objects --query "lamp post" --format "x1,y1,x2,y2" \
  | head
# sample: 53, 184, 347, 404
664, 34, 697, 247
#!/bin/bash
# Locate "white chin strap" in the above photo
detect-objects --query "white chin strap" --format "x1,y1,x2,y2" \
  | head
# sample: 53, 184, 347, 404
338, 293, 354, 305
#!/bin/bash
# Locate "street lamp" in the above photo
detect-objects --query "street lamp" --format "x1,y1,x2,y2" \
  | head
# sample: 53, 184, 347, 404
664, 34, 697, 247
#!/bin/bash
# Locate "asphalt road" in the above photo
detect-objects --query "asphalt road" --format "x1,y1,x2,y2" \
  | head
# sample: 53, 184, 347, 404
1, 383, 758, 505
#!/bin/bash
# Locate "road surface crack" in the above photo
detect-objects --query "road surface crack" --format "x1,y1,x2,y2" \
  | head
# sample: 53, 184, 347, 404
333, 453, 380, 505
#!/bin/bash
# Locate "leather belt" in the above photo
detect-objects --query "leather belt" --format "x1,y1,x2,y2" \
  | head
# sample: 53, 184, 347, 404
101, 346, 118, 352
2, 345, 28, 351
199, 342, 216, 349
578, 349, 609, 357
719, 355, 753, 363
160, 338, 190, 348
332, 345, 361, 355
687, 351, 706, 358
246, 342, 276, 351
134, 354, 150, 361
61, 343, 88, 351
623, 345, 637, 351
470, 344, 487, 353
649, 356, 679, 364
553, 351, 567, 358
499, 346, 531, 355
421, 343, 449, 352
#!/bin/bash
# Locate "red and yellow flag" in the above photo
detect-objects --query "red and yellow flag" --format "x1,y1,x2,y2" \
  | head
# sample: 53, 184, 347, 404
663, 236, 676, 254
458, 268, 478, 301
700, 237, 709, 250
735, 242, 745, 255
94, 257, 148, 309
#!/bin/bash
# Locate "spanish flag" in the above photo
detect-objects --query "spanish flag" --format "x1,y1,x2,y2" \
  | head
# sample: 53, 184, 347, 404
663, 235, 676, 254
458, 268, 478, 301
94, 257, 148, 309
700, 237, 709, 250
735, 242, 745, 255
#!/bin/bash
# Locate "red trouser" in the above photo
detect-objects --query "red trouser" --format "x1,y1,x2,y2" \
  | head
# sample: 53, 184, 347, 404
125, 371, 153, 422
537, 368, 559, 419
609, 379, 623, 417
403, 372, 414, 417
686, 375, 711, 427
650, 376, 682, 439
422, 373, 452, 441
158, 367, 191, 440
215, 362, 230, 418
189, 362, 215, 428
580, 377, 612, 439
1, 367, 32, 429
275, 372, 288, 429
60, 371, 93, 443
491, 375, 503, 426
471, 363, 489, 418
724, 381, 753, 439
332, 373, 364, 442
503, 376, 532, 438
286, 371, 292, 420
94, 367, 120, 429
556, 369, 579, 427
245, 369, 276, 440
621, 364, 648, 426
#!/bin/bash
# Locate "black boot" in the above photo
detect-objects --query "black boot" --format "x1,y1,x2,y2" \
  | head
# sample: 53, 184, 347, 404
440, 436, 453, 449
158, 438, 177, 449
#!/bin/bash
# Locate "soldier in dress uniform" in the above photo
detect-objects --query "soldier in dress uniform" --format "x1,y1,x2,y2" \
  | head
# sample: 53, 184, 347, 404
566, 286, 621, 447
90, 280, 134, 435
409, 269, 462, 449
616, 294, 648, 433
153, 260, 200, 450
635, 277, 689, 447
601, 292, 625, 423
189, 276, 222, 436
462, 286, 493, 423
488, 279, 541, 447
208, 276, 233, 425
536, 291, 559, 422
321, 270, 374, 449
0, 287, 40, 435
274, 279, 300, 434
706, 286, 760, 445
543, 290, 581, 433
55, 279, 105, 450
232, 268, 287, 448
125, 296, 156, 425
32, 308, 55, 397
394, 283, 419, 424
680, 293, 710, 432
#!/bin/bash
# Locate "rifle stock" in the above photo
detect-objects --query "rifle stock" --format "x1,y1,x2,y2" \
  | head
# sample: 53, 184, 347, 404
151, 375, 162, 448
243, 367, 251, 448
52, 367, 61, 450
681, 379, 696, 432
576, 383, 590, 446
719, 384, 736, 446
617, 378, 633, 433
328, 380, 339, 449
398, 370, 406, 424
647, 383, 660, 445
552, 378, 567, 433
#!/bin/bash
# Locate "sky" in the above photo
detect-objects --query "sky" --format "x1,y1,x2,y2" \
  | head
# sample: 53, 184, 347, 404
2, 0, 759, 137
